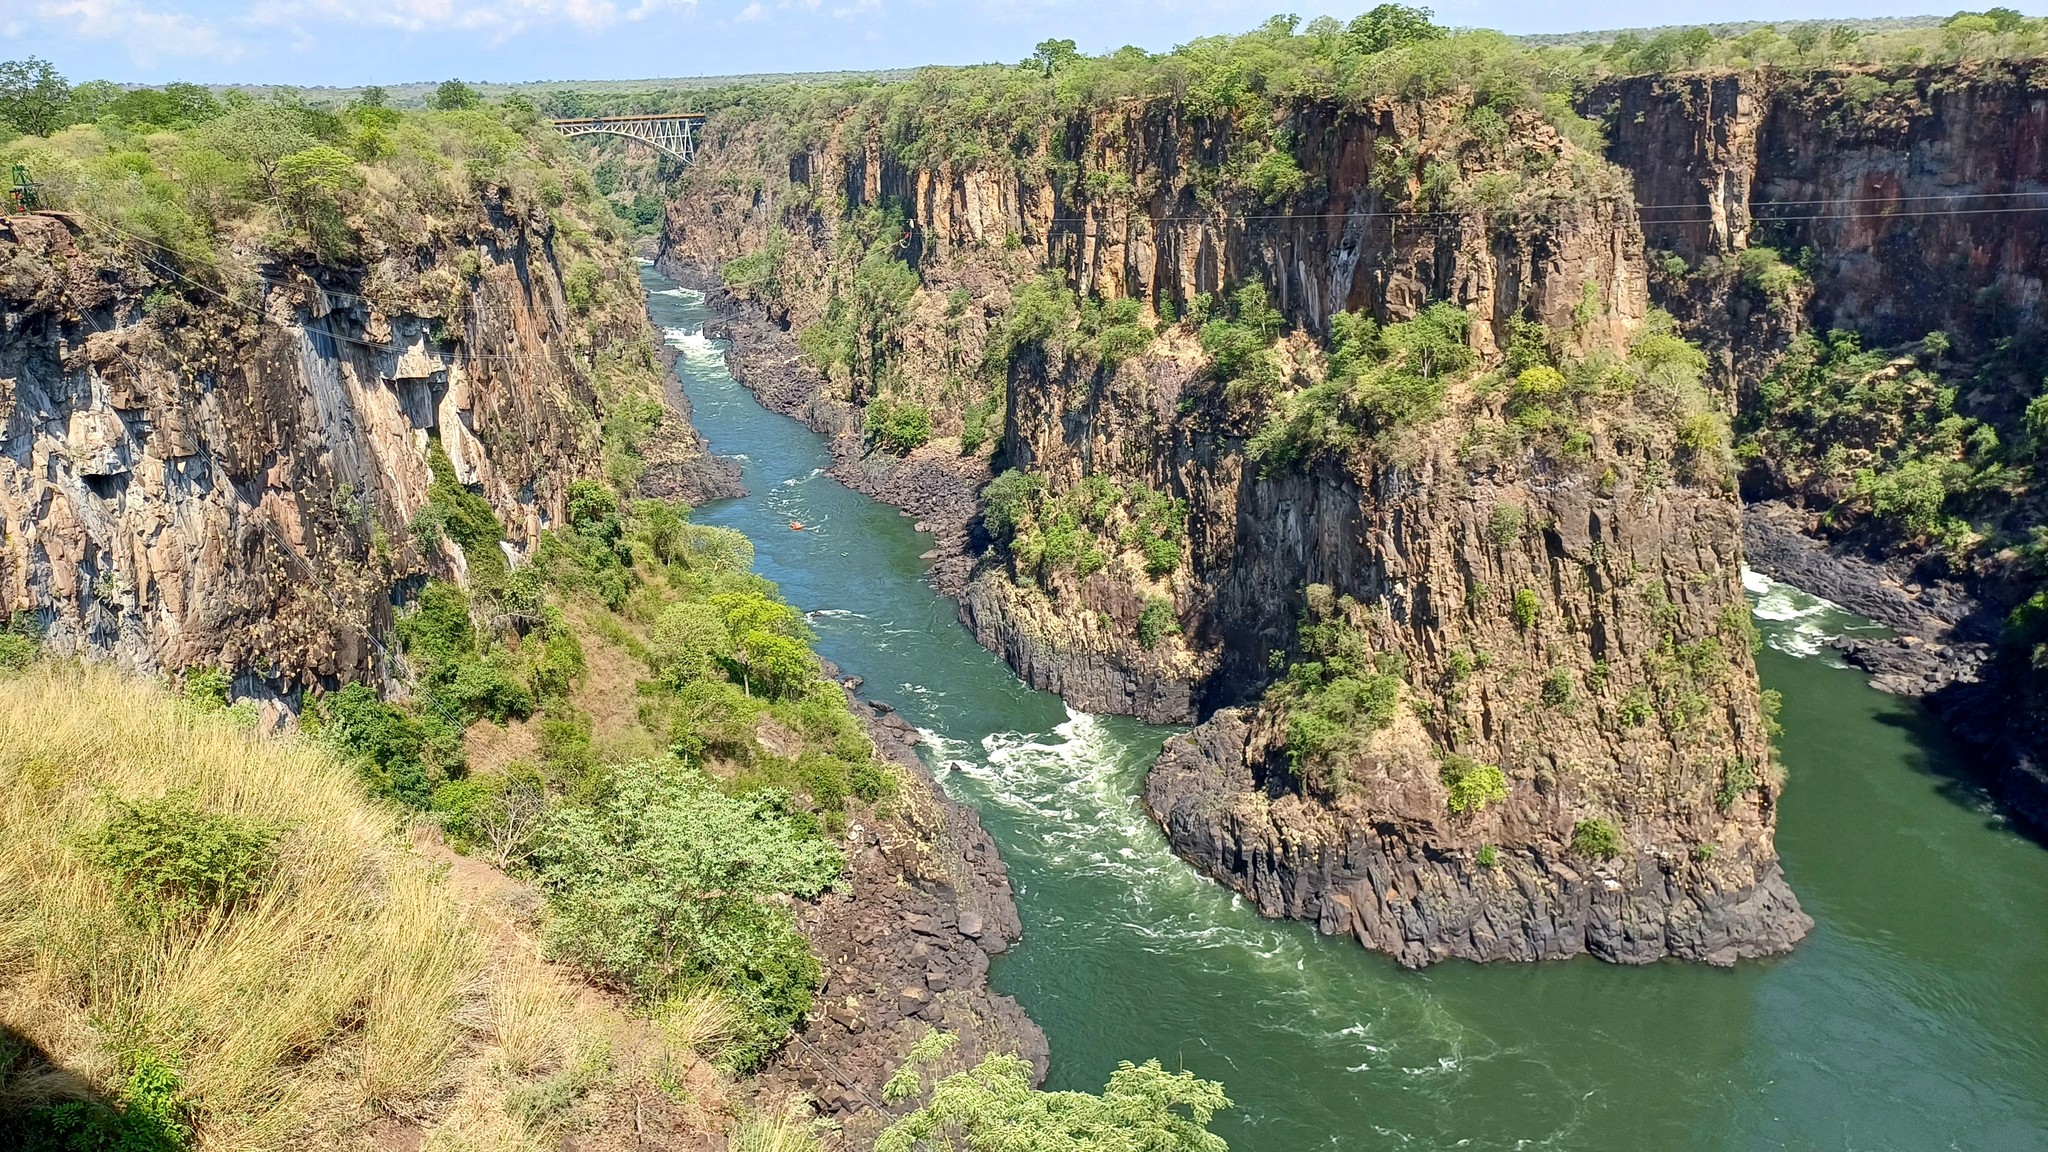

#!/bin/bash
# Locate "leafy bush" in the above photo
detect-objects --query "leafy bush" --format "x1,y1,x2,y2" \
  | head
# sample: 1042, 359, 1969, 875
980, 469, 1044, 541
865, 397, 934, 453
4, 1048, 192, 1152
84, 795, 276, 928
1737, 246, 1806, 306
1570, 818, 1623, 861
1440, 754, 1508, 815
877, 1048, 1229, 1152
1716, 759, 1760, 810
1540, 668, 1574, 708
1487, 503, 1526, 546
311, 682, 460, 808
181, 667, 232, 711
0, 632, 35, 671
1136, 597, 1180, 649
531, 761, 843, 1069
1510, 588, 1539, 631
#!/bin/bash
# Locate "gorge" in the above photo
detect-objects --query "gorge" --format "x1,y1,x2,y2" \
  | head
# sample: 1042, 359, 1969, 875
4, 10, 2048, 1152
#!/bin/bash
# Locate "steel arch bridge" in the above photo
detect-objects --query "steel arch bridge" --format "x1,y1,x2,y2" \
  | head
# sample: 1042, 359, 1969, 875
551, 114, 706, 164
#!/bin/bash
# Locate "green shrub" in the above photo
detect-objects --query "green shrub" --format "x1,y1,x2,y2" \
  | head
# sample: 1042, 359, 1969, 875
1716, 760, 1760, 810
1440, 754, 1508, 815
84, 795, 277, 928
865, 398, 933, 454
1510, 589, 1539, 631
5, 1047, 192, 1152
1570, 818, 1623, 861
312, 682, 460, 808
530, 760, 843, 1069
1476, 843, 1499, 868
1136, 597, 1180, 649
876, 1049, 1229, 1152
1487, 503, 1526, 546
980, 469, 1044, 541
181, 668, 232, 712
1540, 668, 1574, 708
1737, 246, 1806, 306
0, 632, 37, 671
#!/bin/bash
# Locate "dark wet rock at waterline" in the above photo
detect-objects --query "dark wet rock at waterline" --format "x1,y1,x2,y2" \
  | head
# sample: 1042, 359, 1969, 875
759, 685, 1047, 1142
1145, 710, 1813, 968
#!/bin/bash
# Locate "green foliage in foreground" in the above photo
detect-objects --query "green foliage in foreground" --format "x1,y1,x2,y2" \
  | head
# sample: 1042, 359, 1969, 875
83, 796, 277, 930
0, 1045, 191, 1152
877, 1044, 1230, 1152
531, 760, 843, 1069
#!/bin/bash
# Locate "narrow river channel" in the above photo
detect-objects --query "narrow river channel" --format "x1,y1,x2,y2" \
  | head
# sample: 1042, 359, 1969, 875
646, 267, 2048, 1152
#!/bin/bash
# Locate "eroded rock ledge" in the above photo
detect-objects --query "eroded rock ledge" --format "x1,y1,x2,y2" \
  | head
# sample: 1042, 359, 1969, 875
1146, 709, 1812, 967
765, 691, 1047, 1141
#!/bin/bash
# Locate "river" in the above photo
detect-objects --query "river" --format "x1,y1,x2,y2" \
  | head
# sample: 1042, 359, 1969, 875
646, 267, 2048, 1151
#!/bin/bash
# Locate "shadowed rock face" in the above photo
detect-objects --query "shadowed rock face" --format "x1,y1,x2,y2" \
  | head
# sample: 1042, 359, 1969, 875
1592, 63, 2048, 368
0, 211, 717, 702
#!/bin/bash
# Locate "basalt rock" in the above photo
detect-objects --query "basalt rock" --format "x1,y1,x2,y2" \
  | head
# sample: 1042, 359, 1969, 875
765, 692, 1046, 1142
663, 79, 1812, 965
1147, 709, 1810, 967
0, 210, 721, 702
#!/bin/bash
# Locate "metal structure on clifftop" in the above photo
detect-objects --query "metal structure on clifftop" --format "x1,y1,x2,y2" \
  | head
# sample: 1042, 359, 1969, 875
551, 114, 705, 164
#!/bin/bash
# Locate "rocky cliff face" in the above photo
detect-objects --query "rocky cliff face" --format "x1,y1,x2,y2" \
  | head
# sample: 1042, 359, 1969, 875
0, 209, 712, 703
664, 85, 1813, 966
1593, 63, 2048, 831
1592, 62, 2048, 375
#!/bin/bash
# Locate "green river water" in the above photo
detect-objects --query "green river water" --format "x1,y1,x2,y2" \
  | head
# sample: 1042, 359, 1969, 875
647, 268, 2048, 1151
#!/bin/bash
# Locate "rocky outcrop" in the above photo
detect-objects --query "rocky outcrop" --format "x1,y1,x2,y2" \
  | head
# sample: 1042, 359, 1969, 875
663, 77, 1816, 965
1596, 65, 2048, 830
1147, 709, 1809, 967
767, 692, 1046, 1141
0, 211, 715, 699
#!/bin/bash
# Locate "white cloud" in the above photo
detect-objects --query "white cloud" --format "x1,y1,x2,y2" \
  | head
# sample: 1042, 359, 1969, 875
257, 0, 696, 34
34, 0, 239, 64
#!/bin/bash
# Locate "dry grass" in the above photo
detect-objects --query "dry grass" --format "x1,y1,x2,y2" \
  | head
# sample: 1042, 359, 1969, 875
0, 662, 631, 1151
729, 1106, 825, 1152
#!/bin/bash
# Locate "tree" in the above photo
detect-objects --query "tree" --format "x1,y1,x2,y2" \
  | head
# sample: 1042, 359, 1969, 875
274, 145, 360, 225
0, 57, 70, 136
877, 1049, 1231, 1152
432, 80, 481, 111
1029, 39, 1080, 76
529, 760, 842, 1064
200, 101, 318, 206
732, 629, 815, 699
1346, 4, 1446, 55
650, 601, 730, 687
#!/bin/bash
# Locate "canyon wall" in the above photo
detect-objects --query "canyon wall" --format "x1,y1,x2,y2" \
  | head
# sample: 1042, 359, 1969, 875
1592, 62, 2048, 382
665, 84, 1811, 964
0, 206, 712, 702
1593, 64, 2048, 829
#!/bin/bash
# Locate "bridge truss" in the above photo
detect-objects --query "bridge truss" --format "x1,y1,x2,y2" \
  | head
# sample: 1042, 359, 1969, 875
551, 114, 706, 165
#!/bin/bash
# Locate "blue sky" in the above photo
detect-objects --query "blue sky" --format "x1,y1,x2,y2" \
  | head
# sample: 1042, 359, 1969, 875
2, 0, 2037, 86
